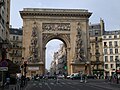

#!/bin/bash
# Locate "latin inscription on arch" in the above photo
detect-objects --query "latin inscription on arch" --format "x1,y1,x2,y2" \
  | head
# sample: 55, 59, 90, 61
42, 23, 70, 31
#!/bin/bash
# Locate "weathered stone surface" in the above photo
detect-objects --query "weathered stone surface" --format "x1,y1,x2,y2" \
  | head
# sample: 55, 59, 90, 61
20, 8, 92, 76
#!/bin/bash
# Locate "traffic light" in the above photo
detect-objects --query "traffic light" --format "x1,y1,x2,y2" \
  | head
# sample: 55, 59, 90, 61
64, 65, 67, 70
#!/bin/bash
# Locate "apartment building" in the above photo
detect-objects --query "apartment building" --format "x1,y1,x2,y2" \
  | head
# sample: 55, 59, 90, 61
0, 0, 11, 60
89, 19, 104, 78
50, 44, 67, 75
9, 28, 23, 65
50, 60, 56, 75
50, 52, 58, 75
103, 30, 120, 76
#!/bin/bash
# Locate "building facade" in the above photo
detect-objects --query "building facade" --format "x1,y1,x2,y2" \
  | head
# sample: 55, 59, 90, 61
103, 30, 120, 77
89, 19, 104, 78
50, 44, 67, 75
50, 60, 56, 75
9, 28, 23, 65
0, 0, 11, 60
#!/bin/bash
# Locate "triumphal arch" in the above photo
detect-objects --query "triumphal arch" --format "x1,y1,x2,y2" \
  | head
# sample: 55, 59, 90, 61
20, 8, 92, 77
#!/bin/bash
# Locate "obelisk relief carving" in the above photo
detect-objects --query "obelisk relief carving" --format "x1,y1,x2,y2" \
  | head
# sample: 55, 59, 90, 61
75, 22, 86, 62
29, 22, 39, 63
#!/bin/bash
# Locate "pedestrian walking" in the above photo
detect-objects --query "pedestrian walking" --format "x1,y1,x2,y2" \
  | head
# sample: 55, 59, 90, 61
4, 77, 10, 88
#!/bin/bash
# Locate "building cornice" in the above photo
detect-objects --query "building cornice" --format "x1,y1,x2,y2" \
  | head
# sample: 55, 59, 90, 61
20, 8, 92, 18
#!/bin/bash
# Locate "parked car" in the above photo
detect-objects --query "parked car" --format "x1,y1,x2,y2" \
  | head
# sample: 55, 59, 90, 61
57, 75, 65, 79
67, 73, 77, 79
70, 73, 81, 80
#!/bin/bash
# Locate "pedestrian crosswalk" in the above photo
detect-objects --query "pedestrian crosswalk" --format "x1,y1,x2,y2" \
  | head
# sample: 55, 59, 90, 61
29, 80, 84, 87
25, 79, 120, 90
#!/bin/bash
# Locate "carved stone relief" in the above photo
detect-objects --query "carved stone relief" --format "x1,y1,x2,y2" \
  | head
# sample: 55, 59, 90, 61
42, 23, 70, 31
42, 33, 70, 45
29, 25, 39, 63
75, 22, 86, 62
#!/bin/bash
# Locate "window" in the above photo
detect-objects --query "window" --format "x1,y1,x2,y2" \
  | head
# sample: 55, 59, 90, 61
16, 50, 18, 54
105, 56, 108, 62
104, 49, 107, 54
109, 41, 112, 47
109, 35, 112, 38
104, 42, 107, 47
13, 36, 15, 40
110, 56, 113, 62
115, 48, 118, 54
104, 36, 106, 38
105, 64, 108, 69
16, 36, 19, 40
13, 43, 15, 47
95, 37, 98, 41
115, 56, 118, 60
95, 31, 98, 35
111, 64, 113, 69
114, 41, 118, 47
110, 48, 113, 54
114, 35, 117, 38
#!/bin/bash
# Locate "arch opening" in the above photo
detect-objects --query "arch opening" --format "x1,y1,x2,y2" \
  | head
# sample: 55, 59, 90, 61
45, 39, 68, 76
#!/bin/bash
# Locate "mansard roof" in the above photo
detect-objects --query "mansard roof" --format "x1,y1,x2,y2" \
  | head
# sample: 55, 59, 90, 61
9, 28, 23, 35
103, 30, 120, 35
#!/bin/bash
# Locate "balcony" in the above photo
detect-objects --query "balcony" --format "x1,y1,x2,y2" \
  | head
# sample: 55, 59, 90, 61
9, 53, 22, 57
12, 46, 22, 49
10, 39, 22, 43
104, 45, 108, 48
91, 61, 104, 65
90, 38, 102, 43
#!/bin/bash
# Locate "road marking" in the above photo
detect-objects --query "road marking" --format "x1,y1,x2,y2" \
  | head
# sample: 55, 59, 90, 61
39, 83, 42, 86
45, 83, 52, 90
50, 82, 54, 85
68, 82, 72, 84
33, 83, 36, 86
61, 82, 65, 84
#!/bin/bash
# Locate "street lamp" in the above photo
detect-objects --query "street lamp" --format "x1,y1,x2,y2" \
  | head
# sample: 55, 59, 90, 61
115, 58, 120, 84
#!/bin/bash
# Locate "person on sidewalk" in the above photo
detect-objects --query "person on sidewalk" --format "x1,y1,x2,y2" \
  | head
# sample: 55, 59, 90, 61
4, 77, 10, 88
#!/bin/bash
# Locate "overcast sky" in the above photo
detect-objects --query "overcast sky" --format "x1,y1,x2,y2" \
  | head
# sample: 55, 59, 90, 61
10, 0, 120, 69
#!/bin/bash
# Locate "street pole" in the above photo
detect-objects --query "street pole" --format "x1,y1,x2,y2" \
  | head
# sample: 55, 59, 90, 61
116, 59, 119, 84
1, 71, 4, 87
84, 63, 87, 83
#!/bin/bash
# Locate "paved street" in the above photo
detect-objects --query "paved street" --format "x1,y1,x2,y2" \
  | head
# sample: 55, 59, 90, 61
22, 79, 120, 90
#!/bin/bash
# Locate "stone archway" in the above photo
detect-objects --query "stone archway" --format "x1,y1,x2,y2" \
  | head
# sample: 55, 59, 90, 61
42, 33, 70, 75
20, 8, 92, 77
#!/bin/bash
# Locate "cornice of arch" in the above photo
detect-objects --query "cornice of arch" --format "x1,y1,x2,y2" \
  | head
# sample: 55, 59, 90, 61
20, 8, 92, 18
42, 33, 70, 48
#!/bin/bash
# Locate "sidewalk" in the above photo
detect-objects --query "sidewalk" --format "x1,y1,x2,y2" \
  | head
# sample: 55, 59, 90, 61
87, 79, 120, 90
0, 84, 21, 90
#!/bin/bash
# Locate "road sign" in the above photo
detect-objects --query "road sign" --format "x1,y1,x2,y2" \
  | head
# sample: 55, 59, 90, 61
0, 60, 8, 67
0, 67, 8, 71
